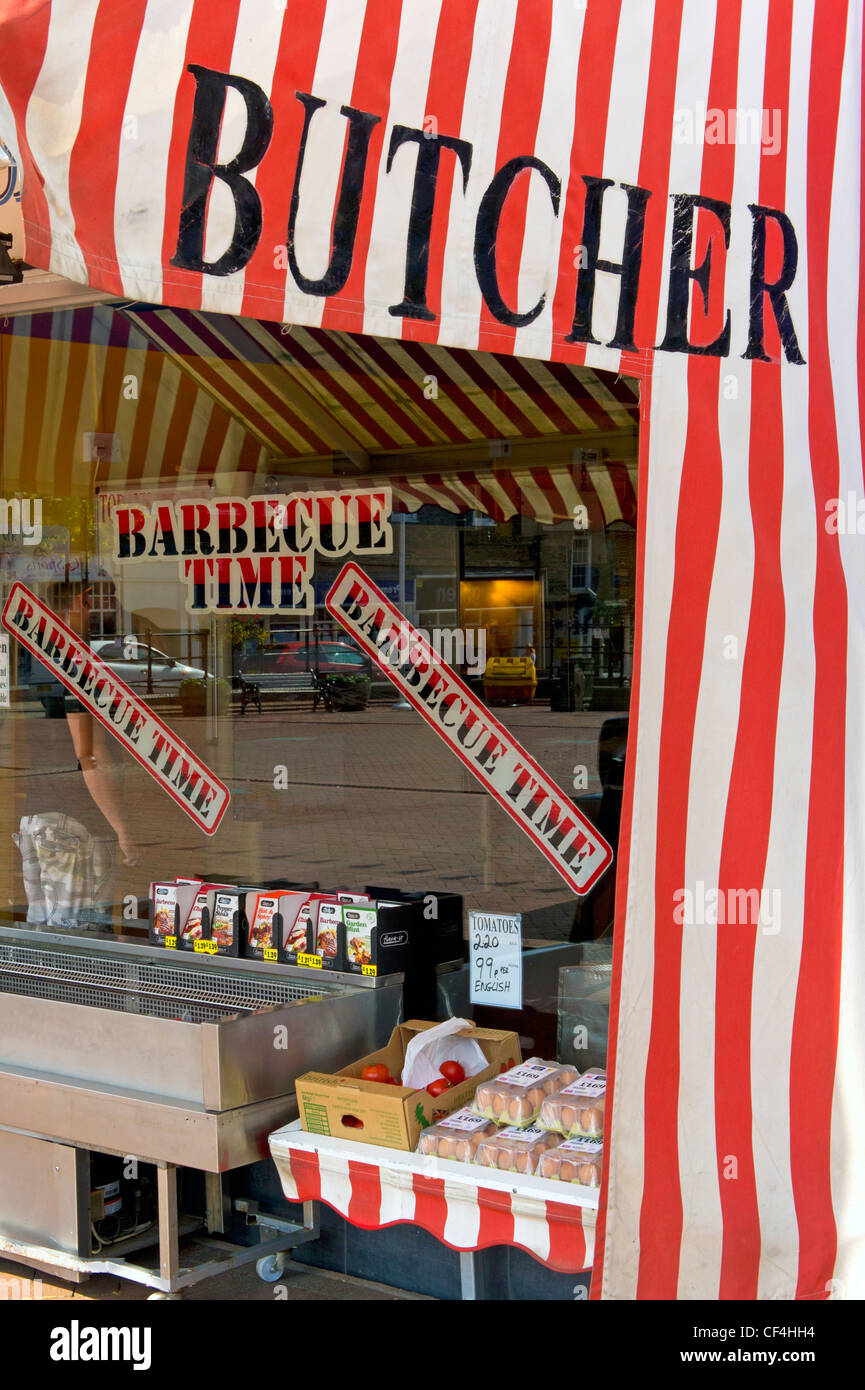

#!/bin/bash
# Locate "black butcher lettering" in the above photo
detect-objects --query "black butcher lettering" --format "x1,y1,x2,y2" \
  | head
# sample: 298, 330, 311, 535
474, 156, 561, 327
743, 204, 805, 364
658, 193, 731, 356
171, 65, 274, 276
286, 95, 381, 297
387, 125, 473, 321
567, 177, 650, 350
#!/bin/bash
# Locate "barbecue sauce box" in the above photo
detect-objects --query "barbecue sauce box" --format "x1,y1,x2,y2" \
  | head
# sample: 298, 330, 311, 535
281, 892, 338, 965
296, 898, 346, 972
149, 881, 200, 949
365, 885, 464, 965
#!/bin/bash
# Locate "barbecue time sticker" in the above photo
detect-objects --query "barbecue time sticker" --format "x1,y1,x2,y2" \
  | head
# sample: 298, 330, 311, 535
326, 563, 613, 895
2, 582, 230, 834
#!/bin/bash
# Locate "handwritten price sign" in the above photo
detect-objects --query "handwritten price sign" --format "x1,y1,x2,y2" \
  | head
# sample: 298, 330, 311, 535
469, 911, 522, 1010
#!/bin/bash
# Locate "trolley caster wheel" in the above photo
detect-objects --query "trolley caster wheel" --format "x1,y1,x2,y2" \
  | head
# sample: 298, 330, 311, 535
256, 1254, 286, 1283
147, 1292, 181, 1300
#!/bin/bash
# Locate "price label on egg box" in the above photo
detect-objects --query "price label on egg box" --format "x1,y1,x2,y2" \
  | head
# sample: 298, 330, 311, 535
469, 911, 522, 1010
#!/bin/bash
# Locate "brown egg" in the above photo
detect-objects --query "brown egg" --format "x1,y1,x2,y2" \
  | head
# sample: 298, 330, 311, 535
560, 1105, 578, 1130
559, 1160, 578, 1182
543, 1076, 561, 1095
580, 1162, 601, 1188
454, 1140, 470, 1162
514, 1151, 531, 1173
559, 1068, 578, 1087
509, 1096, 533, 1121
580, 1107, 603, 1135
492, 1092, 508, 1116
544, 1130, 561, 1148
419, 1134, 436, 1156
527, 1086, 546, 1108
437, 1137, 455, 1159
497, 1149, 513, 1170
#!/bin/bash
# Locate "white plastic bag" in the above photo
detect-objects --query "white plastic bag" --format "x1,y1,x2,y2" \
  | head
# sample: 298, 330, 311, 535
401, 1018, 489, 1090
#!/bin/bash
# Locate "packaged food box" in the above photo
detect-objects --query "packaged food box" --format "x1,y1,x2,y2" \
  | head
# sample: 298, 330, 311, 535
281, 895, 314, 959
342, 901, 418, 977
244, 892, 282, 961
177, 882, 235, 951
415, 1108, 498, 1162
149, 880, 200, 948
365, 884, 464, 966
205, 890, 238, 956
536, 1137, 604, 1187
307, 898, 345, 971
538, 1068, 606, 1138
472, 1058, 580, 1127
295, 1021, 521, 1151
474, 1124, 561, 1175
179, 887, 210, 947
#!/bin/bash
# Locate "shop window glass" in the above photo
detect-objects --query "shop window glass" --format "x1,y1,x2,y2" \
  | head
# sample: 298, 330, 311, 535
0, 305, 637, 986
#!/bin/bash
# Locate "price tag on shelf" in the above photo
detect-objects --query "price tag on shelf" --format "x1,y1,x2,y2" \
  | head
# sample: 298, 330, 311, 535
296, 952, 322, 970
263, 947, 278, 963
194, 939, 218, 955
469, 911, 522, 1009
164, 936, 177, 950
361, 964, 377, 977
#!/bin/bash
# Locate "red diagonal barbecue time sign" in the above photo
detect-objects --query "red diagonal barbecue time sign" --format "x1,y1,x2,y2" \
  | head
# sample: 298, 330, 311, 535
2, 582, 230, 834
326, 563, 613, 895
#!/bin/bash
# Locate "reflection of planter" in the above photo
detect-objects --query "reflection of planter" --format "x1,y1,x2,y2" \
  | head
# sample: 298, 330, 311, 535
179, 678, 230, 717
328, 675, 371, 711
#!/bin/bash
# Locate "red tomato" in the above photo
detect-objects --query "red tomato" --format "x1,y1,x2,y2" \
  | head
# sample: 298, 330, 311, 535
361, 1064, 391, 1083
440, 1060, 466, 1085
426, 1077, 453, 1097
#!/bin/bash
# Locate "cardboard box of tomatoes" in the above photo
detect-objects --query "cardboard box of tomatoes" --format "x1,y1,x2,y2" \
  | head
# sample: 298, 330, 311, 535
294, 1021, 522, 1151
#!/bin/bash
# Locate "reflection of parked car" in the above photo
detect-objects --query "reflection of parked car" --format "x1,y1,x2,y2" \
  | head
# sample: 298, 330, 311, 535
29, 637, 207, 715
90, 639, 207, 692
275, 641, 371, 676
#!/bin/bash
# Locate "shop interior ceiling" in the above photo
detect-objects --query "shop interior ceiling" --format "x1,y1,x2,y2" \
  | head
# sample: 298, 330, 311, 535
0, 302, 638, 528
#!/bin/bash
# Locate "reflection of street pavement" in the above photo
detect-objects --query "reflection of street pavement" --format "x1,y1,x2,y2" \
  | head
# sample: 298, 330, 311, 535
0, 703, 615, 941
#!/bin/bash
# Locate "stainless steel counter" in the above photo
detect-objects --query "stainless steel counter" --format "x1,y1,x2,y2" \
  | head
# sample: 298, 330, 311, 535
0, 928, 403, 1293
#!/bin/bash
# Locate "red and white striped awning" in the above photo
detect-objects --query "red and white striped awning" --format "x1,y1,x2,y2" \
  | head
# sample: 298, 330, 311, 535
0, 306, 267, 495
389, 459, 635, 528
0, 304, 635, 525
1, 0, 862, 1303
123, 307, 639, 461
270, 1123, 596, 1274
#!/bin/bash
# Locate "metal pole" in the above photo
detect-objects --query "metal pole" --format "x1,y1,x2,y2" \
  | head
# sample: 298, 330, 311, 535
393, 513, 411, 710
146, 627, 153, 695
157, 1164, 180, 1287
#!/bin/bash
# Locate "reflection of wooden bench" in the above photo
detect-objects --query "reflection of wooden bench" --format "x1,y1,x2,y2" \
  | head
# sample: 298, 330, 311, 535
239, 670, 332, 715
